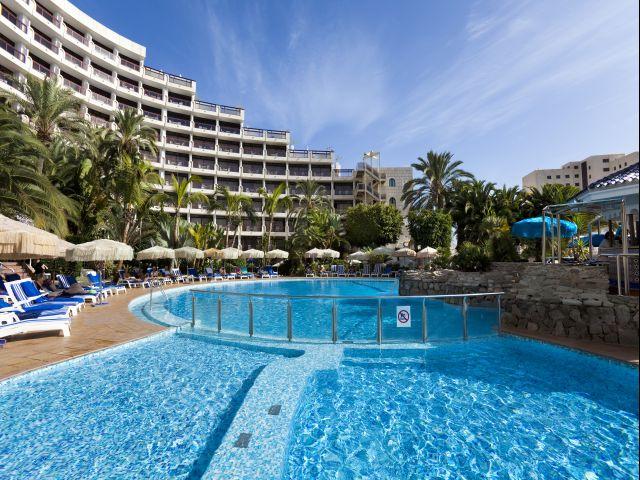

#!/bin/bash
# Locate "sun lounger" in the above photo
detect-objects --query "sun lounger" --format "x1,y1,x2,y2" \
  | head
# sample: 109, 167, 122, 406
170, 268, 190, 283
0, 306, 70, 338
336, 265, 346, 277
2, 282, 76, 317
381, 265, 393, 277
362, 264, 371, 277
187, 268, 207, 282
87, 272, 126, 295
18, 279, 86, 313
56, 275, 102, 302
371, 263, 383, 277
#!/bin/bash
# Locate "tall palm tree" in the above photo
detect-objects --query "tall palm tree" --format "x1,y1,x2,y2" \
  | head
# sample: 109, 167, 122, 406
291, 180, 328, 230
449, 180, 496, 244
160, 175, 211, 247
0, 105, 75, 235
217, 187, 255, 248
521, 184, 581, 219
493, 185, 524, 224
258, 182, 292, 251
2, 75, 82, 173
401, 150, 473, 210
188, 223, 224, 250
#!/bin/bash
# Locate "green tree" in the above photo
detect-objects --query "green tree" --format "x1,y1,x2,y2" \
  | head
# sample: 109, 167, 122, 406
521, 184, 580, 218
291, 180, 329, 229
407, 209, 452, 250
449, 180, 496, 244
188, 223, 224, 250
159, 175, 211, 247
401, 151, 473, 210
217, 187, 255, 248
344, 203, 403, 247
0, 105, 75, 235
2, 75, 82, 173
258, 182, 292, 251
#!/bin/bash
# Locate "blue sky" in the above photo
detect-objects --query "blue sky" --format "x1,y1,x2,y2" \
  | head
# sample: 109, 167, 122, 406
74, 0, 639, 185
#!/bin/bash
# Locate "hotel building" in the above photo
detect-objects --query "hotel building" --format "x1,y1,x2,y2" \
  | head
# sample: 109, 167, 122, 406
522, 152, 639, 191
0, 0, 410, 249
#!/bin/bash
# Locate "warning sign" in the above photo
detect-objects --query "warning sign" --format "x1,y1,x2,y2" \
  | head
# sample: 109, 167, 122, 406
396, 306, 411, 328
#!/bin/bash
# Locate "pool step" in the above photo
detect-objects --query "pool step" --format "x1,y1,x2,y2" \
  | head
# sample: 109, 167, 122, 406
233, 433, 252, 448
268, 404, 281, 416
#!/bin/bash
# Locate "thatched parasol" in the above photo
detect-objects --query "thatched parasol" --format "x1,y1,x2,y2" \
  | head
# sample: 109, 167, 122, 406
0, 214, 61, 260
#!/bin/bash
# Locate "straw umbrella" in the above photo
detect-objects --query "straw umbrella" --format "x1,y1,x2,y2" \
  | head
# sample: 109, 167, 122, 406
204, 248, 223, 259
0, 214, 61, 260
304, 248, 324, 259
174, 247, 204, 260
393, 247, 416, 257
348, 250, 369, 261
136, 246, 175, 261
240, 248, 264, 259
372, 246, 394, 256
416, 247, 438, 259
265, 249, 289, 259
322, 249, 340, 259
220, 247, 240, 259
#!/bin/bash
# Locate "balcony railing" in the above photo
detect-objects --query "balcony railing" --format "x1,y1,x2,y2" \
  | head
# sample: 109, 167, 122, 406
193, 160, 215, 170
92, 68, 113, 82
64, 51, 84, 68
34, 32, 58, 53
312, 170, 332, 177
289, 150, 310, 159
168, 97, 191, 108
143, 110, 162, 121
243, 148, 264, 156
119, 79, 139, 92
120, 57, 140, 71
167, 116, 190, 127
312, 150, 332, 159
266, 168, 286, 176
166, 136, 190, 147
193, 140, 215, 150
143, 88, 162, 100
93, 43, 114, 61
267, 149, 286, 158
165, 158, 189, 167
2, 8, 28, 33
90, 115, 109, 127
289, 168, 309, 176
65, 26, 88, 45
217, 163, 239, 173
242, 184, 261, 193
117, 101, 137, 111
32, 61, 50, 76
0, 71, 19, 88
219, 125, 241, 135
168, 74, 193, 87
243, 127, 263, 137
194, 121, 215, 131
219, 105, 242, 116
144, 66, 165, 80
194, 100, 217, 112
243, 165, 263, 174
334, 169, 354, 177
218, 145, 240, 154
266, 130, 287, 140
36, 4, 60, 27
0, 38, 26, 62
90, 90, 112, 105
334, 189, 354, 196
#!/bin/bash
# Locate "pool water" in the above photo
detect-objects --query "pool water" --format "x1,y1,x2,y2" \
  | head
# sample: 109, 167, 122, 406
0, 333, 284, 480
284, 337, 639, 479
166, 279, 499, 342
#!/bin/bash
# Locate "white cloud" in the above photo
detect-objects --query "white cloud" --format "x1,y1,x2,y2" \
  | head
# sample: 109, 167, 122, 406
386, 0, 639, 147
203, 2, 389, 146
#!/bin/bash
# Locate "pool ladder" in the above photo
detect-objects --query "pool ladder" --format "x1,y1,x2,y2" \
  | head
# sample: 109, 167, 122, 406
148, 280, 168, 304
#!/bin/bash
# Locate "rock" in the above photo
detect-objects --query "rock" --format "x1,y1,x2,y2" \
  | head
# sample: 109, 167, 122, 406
604, 332, 619, 343
561, 298, 582, 306
527, 322, 539, 332
618, 329, 640, 346
615, 305, 631, 325
583, 299, 603, 307
553, 321, 566, 336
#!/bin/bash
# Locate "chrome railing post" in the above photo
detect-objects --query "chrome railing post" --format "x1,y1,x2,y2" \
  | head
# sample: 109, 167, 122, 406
421, 298, 427, 343
376, 299, 382, 344
616, 255, 622, 295
191, 294, 196, 328
248, 297, 254, 337
217, 296, 222, 332
287, 300, 293, 341
497, 294, 502, 334
331, 300, 337, 343
462, 296, 468, 340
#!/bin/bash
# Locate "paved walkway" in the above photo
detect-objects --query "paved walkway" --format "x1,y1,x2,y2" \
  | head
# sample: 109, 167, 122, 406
2, 282, 637, 381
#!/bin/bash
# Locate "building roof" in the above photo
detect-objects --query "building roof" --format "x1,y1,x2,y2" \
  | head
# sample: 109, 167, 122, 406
584, 162, 638, 191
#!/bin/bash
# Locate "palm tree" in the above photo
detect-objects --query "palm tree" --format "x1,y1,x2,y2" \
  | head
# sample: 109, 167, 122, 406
160, 175, 211, 248
401, 151, 473, 210
217, 187, 255, 248
188, 223, 224, 250
0, 105, 75, 235
259, 182, 292, 251
2, 75, 82, 173
449, 180, 496, 244
521, 184, 581, 219
492, 185, 524, 224
290, 180, 329, 230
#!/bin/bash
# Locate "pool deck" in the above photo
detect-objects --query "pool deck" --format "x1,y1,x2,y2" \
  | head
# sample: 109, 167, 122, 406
1, 280, 638, 382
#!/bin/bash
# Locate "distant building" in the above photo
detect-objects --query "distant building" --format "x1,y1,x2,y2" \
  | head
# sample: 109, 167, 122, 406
522, 152, 639, 190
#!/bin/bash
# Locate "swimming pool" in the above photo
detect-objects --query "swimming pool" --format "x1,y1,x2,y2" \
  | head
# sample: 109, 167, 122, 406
163, 279, 500, 342
283, 338, 639, 480
0, 332, 297, 480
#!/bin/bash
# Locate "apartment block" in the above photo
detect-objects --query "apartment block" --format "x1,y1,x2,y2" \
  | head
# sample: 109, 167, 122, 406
522, 152, 639, 190
0, 0, 410, 249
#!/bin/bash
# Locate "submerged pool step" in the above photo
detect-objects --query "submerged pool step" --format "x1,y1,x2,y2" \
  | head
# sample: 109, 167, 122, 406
233, 433, 252, 448
268, 404, 282, 416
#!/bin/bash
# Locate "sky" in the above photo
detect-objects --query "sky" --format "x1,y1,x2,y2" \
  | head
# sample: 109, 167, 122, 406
73, 0, 639, 185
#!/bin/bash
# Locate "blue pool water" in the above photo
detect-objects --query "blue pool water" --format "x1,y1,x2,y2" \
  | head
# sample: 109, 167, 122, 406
0, 333, 285, 480
284, 337, 639, 479
166, 279, 499, 342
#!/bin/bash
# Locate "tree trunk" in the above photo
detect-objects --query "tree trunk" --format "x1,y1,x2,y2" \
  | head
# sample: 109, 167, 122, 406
173, 212, 181, 248
267, 216, 274, 251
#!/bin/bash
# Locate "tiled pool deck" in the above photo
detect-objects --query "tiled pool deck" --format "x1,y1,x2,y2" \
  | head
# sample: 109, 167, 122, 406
2, 280, 637, 381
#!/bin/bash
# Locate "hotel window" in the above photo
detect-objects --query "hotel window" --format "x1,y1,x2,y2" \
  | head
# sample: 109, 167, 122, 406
574, 183, 579, 186
555, 175, 560, 179
603, 167, 610, 172
389, 197, 396, 206
565, 175, 569, 178
574, 174, 579, 178
546, 175, 551, 179
388, 178, 396, 187
602, 158, 609, 163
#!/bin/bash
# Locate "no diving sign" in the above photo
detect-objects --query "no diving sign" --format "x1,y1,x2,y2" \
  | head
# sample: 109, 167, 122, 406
396, 306, 411, 328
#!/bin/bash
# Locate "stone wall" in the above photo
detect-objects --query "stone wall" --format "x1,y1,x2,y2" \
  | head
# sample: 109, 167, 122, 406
400, 263, 639, 346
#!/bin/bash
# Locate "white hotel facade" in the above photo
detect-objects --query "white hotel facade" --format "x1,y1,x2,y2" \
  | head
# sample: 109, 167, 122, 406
1, 0, 410, 248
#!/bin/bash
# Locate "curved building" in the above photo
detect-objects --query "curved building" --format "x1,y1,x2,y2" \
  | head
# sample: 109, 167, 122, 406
0, 0, 399, 248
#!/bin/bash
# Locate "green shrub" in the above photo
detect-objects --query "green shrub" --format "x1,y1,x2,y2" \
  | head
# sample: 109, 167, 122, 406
486, 233, 519, 262
408, 210, 452, 250
344, 203, 403, 247
452, 242, 491, 272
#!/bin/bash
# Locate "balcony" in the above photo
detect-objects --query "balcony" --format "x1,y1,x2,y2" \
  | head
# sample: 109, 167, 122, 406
0, 70, 19, 89
167, 115, 191, 128
33, 32, 58, 54
266, 149, 287, 159
193, 139, 215, 150
218, 143, 240, 154
119, 79, 139, 93
165, 156, 189, 168
32, 60, 50, 76
242, 183, 261, 193
194, 100, 217, 113
219, 104, 242, 116
219, 124, 241, 135
265, 167, 286, 176
65, 25, 88, 46
168, 74, 193, 88
63, 51, 84, 68
242, 165, 263, 175
120, 57, 140, 72
143, 87, 163, 100
266, 130, 287, 140
334, 189, 354, 196
243, 147, 264, 157
333, 169, 354, 178
311, 168, 332, 178
289, 167, 309, 177
194, 120, 215, 131
311, 150, 332, 160
218, 181, 239, 192
92, 68, 113, 83
35, 4, 61, 27
93, 43, 115, 61
89, 114, 110, 127
144, 66, 165, 81
142, 109, 162, 121
167, 96, 191, 108
217, 161, 239, 173
89, 90, 112, 106
243, 127, 264, 139
2, 7, 28, 33
0, 38, 25, 62
193, 159, 215, 170
166, 135, 190, 147
288, 150, 310, 159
